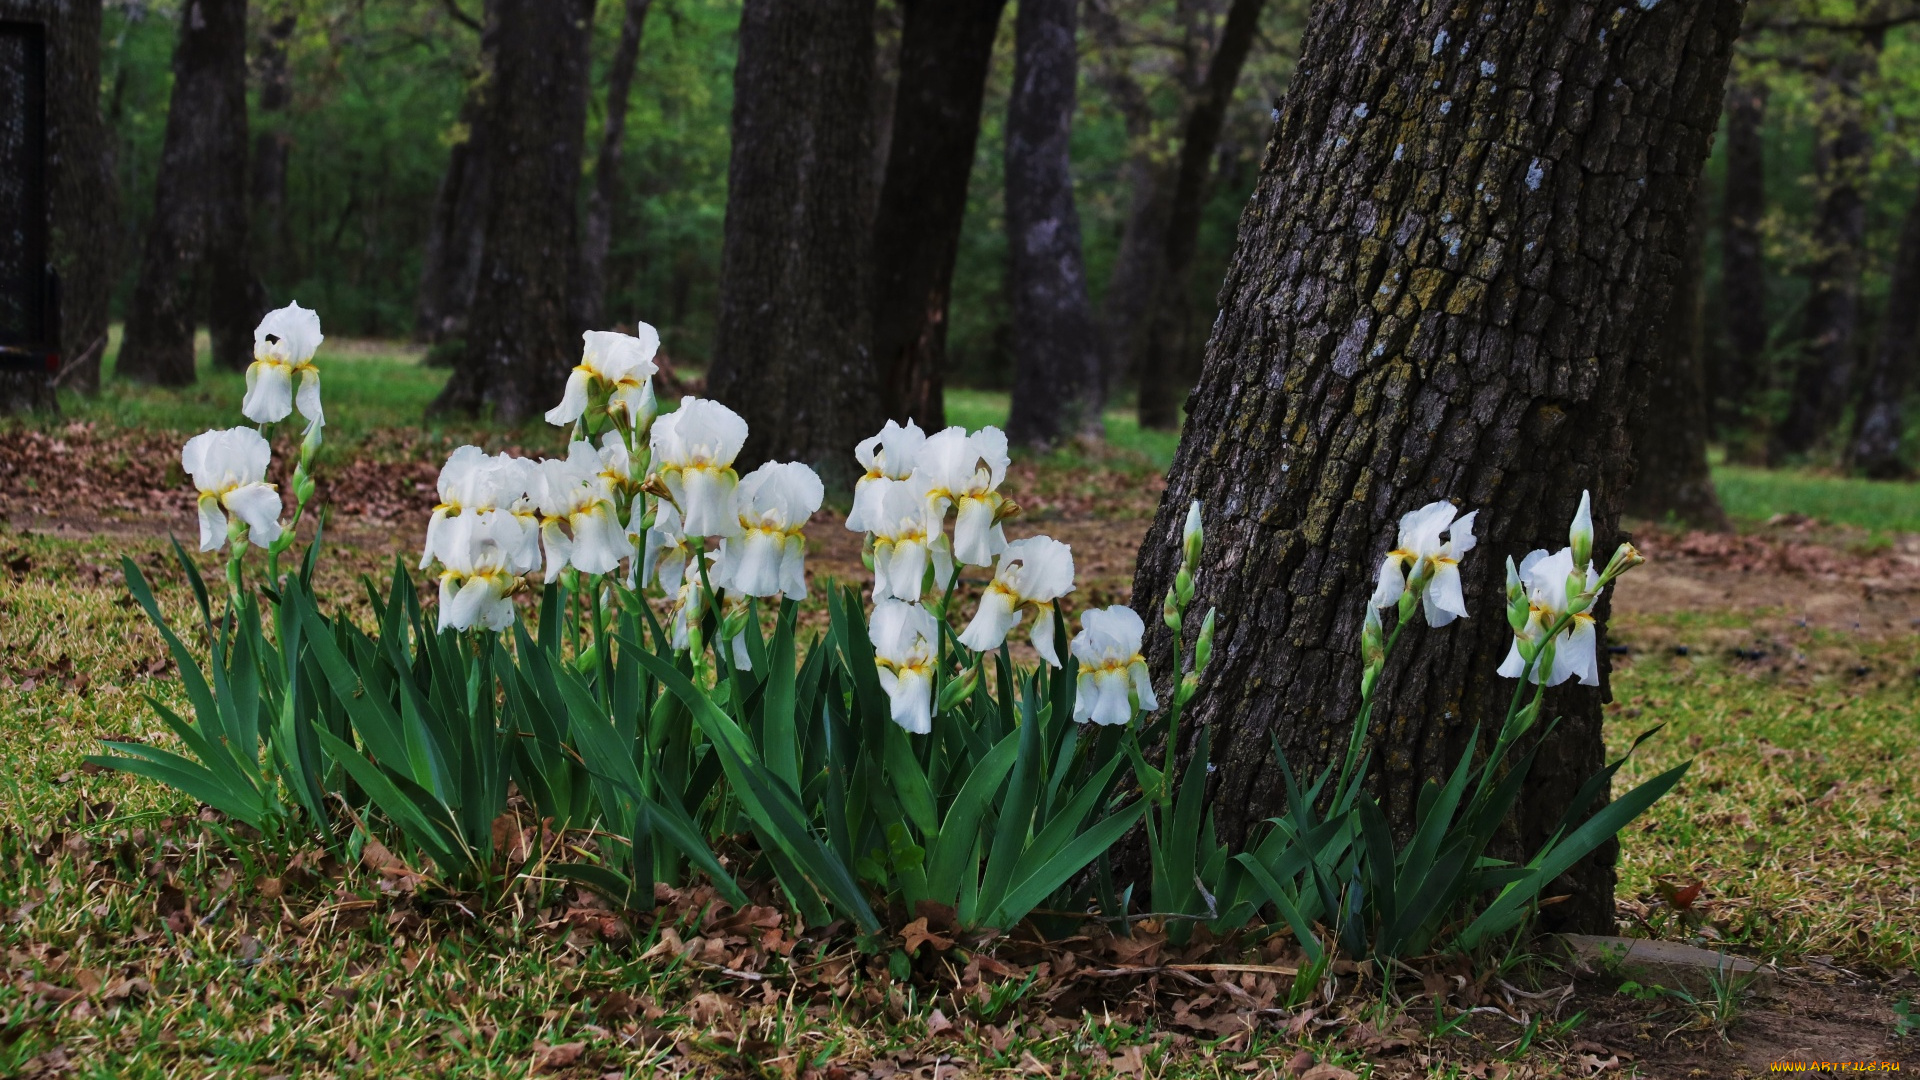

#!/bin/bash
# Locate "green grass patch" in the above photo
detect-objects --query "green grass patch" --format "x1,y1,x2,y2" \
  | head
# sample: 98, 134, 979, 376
1711, 463, 1920, 534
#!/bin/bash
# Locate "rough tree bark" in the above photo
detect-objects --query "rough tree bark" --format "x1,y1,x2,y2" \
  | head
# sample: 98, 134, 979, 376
869, 0, 1007, 430
1626, 185, 1729, 528
1132, 0, 1266, 431
1716, 79, 1766, 441
0, 0, 112, 406
119, 0, 252, 385
1847, 178, 1920, 479
431, 0, 596, 422
415, 4, 492, 343
243, 3, 297, 337
1771, 76, 1868, 463
1004, 0, 1104, 449
1130, 0, 1744, 935
573, 0, 652, 335
707, 0, 883, 487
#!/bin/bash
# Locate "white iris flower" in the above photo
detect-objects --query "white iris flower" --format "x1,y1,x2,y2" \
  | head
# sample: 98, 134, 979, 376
914, 425, 1011, 567
421, 445, 541, 573
535, 442, 635, 581
710, 461, 823, 601
436, 509, 528, 634
867, 477, 952, 603
1070, 605, 1157, 727
1369, 500, 1478, 625
846, 419, 926, 533
650, 397, 749, 538
182, 428, 284, 552
1497, 546, 1602, 686
958, 535, 1075, 665
870, 599, 939, 735
241, 303, 325, 430
546, 326, 661, 430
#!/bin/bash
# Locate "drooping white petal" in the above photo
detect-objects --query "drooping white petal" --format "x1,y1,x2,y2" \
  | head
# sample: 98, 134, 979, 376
241, 361, 295, 424
958, 588, 1022, 653
1028, 603, 1063, 667
643, 501, 691, 591
545, 369, 592, 426
294, 369, 323, 429
223, 484, 284, 548
951, 496, 1006, 567
870, 599, 939, 734
1424, 562, 1468, 626
674, 467, 740, 538
196, 495, 228, 552
879, 667, 934, 735
1369, 553, 1406, 610
567, 503, 634, 576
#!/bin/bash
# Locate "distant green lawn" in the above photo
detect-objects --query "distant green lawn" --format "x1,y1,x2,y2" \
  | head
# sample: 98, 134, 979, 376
1712, 464, 1920, 534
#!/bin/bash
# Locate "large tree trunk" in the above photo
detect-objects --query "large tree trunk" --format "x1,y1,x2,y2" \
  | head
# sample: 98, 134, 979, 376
1716, 79, 1766, 446
573, 0, 652, 336
117, 0, 251, 386
1626, 185, 1729, 529
1132, 0, 1266, 431
0, 0, 113, 408
1847, 179, 1920, 479
869, 0, 1007, 430
707, 0, 882, 488
1003, 0, 1104, 449
1130, 0, 1743, 935
246, 5, 296, 317
431, 0, 596, 422
1771, 77, 1868, 463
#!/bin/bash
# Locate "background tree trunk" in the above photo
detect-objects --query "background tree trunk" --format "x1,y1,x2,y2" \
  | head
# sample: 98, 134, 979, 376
117, 0, 251, 386
1772, 77, 1868, 463
0, 0, 112, 406
1716, 79, 1766, 445
707, 0, 883, 488
1626, 185, 1729, 529
1088, 14, 1169, 405
414, 65, 492, 344
869, 0, 1007, 430
246, 5, 296, 319
1132, 0, 1266, 431
1129, 0, 1743, 935
432, 0, 596, 422
1003, 0, 1104, 449
1847, 178, 1920, 479
573, 0, 652, 336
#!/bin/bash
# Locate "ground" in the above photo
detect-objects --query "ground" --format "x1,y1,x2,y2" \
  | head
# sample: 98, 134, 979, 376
0, 344, 1916, 1077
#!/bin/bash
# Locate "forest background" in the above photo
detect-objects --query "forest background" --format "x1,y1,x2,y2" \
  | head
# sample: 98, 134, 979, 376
60, 0, 1916, 480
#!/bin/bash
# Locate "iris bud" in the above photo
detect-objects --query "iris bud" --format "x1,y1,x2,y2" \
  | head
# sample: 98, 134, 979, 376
1569, 490, 1593, 570
1194, 608, 1216, 673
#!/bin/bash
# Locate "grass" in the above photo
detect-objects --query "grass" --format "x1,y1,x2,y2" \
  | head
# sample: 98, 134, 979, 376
1711, 463, 1920, 534
4, 343, 1918, 1075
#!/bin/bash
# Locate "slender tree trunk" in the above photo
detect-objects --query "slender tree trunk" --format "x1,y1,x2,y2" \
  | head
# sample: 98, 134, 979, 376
0, 0, 112, 407
117, 0, 250, 386
869, 0, 1007, 429
708, 0, 883, 488
574, 0, 652, 335
1772, 78, 1868, 463
1627, 184, 1729, 529
1092, 40, 1168, 404
1004, 0, 1104, 449
432, 0, 596, 422
1130, 0, 1744, 935
1134, 0, 1266, 431
247, 7, 296, 307
1716, 79, 1766, 444
1847, 178, 1920, 479
414, 84, 492, 343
